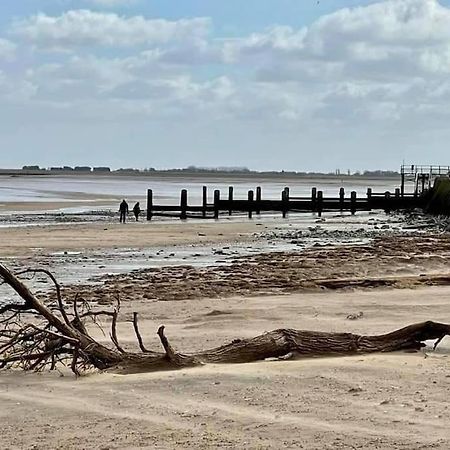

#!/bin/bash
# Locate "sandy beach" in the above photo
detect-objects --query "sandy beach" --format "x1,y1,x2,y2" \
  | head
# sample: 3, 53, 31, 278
1, 189, 450, 449
1, 287, 450, 449
3, 0, 450, 446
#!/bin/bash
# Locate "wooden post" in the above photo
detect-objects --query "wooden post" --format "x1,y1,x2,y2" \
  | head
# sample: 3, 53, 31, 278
256, 186, 262, 215
284, 187, 290, 200
339, 187, 345, 212
384, 191, 391, 214
281, 189, 288, 218
248, 190, 254, 219
214, 190, 220, 219
180, 189, 188, 220
202, 186, 207, 218
317, 190, 323, 217
311, 187, 317, 212
228, 186, 234, 216
350, 191, 357, 215
146, 189, 153, 221
366, 188, 372, 211
400, 173, 405, 197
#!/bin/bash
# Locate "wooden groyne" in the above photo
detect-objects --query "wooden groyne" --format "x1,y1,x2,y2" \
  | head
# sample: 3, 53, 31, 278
146, 186, 425, 220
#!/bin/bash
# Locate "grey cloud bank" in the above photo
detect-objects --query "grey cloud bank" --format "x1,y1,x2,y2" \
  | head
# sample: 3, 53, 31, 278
1, 0, 450, 171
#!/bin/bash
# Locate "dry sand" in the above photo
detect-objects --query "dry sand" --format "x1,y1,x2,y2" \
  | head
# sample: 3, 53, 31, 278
2, 219, 450, 449
1, 288, 450, 449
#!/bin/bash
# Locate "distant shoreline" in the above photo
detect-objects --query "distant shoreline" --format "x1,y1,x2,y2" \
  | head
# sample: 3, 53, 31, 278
0, 169, 399, 181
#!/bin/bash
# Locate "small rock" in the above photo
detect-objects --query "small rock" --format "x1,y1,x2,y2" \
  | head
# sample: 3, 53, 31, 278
348, 387, 363, 393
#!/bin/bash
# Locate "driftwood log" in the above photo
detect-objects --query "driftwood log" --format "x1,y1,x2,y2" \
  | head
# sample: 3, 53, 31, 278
1, 262, 449, 375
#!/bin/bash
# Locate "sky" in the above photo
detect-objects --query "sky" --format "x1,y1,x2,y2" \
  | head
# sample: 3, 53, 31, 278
1, 0, 450, 172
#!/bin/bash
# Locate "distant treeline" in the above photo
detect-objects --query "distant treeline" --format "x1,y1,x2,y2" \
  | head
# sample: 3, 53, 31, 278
16, 165, 399, 177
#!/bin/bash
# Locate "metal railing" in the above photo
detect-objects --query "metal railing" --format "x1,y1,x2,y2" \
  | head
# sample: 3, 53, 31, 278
400, 164, 450, 195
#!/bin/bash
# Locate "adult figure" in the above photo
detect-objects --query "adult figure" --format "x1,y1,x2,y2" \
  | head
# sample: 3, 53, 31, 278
119, 199, 129, 223
133, 202, 141, 221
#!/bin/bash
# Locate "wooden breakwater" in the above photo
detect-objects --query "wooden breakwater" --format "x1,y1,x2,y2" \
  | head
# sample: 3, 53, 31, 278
145, 186, 425, 220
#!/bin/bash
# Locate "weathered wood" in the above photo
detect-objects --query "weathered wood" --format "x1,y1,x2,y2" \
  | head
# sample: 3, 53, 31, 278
339, 187, 345, 211
281, 189, 288, 218
350, 191, 357, 215
311, 187, 317, 212
256, 186, 262, 215
2, 263, 450, 375
214, 190, 220, 219
228, 186, 234, 216
146, 189, 153, 221
202, 186, 207, 218
248, 190, 254, 219
180, 189, 188, 220
145, 184, 423, 220
317, 190, 323, 217
385, 191, 391, 214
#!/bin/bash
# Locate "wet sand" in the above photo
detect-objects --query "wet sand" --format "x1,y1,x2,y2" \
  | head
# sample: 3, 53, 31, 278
0, 220, 264, 257
51, 232, 450, 305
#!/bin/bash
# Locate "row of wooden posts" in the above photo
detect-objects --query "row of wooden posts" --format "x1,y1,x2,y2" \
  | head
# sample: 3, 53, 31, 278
145, 186, 421, 220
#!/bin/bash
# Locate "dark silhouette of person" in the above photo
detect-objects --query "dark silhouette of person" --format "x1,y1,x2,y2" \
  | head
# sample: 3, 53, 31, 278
133, 202, 141, 221
119, 199, 129, 223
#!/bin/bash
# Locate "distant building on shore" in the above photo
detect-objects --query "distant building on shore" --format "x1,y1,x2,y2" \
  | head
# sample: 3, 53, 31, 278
22, 165, 42, 171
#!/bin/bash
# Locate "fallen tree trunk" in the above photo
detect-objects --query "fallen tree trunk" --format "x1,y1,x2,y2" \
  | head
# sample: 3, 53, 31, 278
1, 263, 449, 375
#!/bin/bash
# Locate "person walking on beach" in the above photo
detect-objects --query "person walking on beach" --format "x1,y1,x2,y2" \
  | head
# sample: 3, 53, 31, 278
133, 202, 141, 221
119, 199, 129, 223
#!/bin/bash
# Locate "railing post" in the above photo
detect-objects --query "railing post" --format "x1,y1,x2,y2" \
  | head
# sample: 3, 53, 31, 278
317, 190, 323, 217
248, 190, 254, 219
180, 189, 188, 220
214, 190, 220, 219
256, 186, 261, 215
146, 189, 153, 221
350, 191, 357, 215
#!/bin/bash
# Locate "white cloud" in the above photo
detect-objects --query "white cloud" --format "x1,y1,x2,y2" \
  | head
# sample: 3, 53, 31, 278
0, 38, 16, 60
84, 0, 138, 6
7, 0, 450, 124
231, 0, 450, 79
213, 0, 450, 129
12, 10, 211, 49
3, 0, 450, 171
